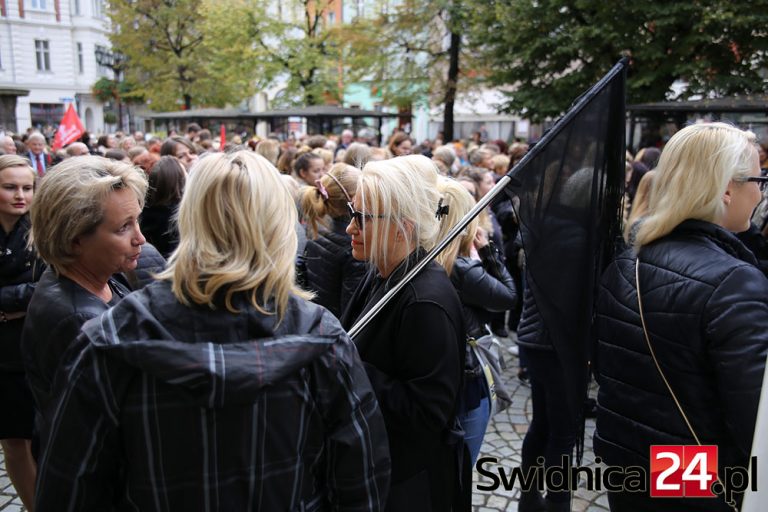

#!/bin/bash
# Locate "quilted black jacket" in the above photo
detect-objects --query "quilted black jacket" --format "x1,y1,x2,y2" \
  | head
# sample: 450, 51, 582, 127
595, 220, 768, 506
303, 217, 368, 318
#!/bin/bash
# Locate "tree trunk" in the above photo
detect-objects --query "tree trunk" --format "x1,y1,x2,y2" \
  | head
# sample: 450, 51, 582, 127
443, 30, 460, 142
184, 94, 192, 110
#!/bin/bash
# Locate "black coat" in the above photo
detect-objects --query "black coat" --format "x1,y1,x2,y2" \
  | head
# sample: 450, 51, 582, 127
341, 251, 465, 512
450, 244, 517, 337
0, 215, 44, 371
21, 269, 129, 414
36, 281, 390, 512
304, 217, 368, 318
595, 219, 768, 510
140, 203, 179, 258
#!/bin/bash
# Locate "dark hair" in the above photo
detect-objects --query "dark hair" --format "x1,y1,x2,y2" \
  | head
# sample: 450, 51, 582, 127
387, 132, 411, 155
97, 135, 109, 148
104, 149, 127, 161
147, 156, 186, 206
277, 147, 297, 175
639, 147, 661, 170
294, 152, 323, 178
160, 136, 196, 157
186, 122, 201, 134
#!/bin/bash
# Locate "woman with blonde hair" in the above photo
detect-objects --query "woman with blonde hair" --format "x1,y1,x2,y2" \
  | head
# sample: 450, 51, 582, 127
341, 155, 466, 512
35, 151, 390, 511
23, 156, 146, 420
0, 155, 42, 510
299, 162, 367, 318
596, 123, 768, 511
435, 177, 517, 465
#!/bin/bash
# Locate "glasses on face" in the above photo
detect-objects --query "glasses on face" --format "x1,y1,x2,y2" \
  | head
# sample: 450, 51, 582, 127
347, 202, 387, 228
734, 176, 768, 191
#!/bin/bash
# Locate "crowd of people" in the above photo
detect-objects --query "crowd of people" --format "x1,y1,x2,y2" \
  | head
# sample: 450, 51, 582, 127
1, 120, 768, 512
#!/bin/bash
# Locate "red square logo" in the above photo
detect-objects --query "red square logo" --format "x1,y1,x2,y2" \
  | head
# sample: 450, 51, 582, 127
650, 445, 717, 498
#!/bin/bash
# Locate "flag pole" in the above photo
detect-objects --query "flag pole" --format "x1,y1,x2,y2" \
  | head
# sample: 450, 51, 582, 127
348, 58, 628, 341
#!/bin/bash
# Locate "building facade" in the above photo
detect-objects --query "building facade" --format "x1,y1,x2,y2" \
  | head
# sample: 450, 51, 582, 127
0, 0, 111, 134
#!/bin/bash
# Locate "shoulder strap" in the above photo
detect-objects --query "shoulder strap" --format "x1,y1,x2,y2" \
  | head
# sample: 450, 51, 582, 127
636, 258, 736, 511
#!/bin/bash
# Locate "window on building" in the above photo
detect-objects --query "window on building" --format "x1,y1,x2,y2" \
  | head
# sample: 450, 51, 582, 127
34, 40, 50, 72
73, 0, 80, 15
356, 0, 364, 18
92, 0, 102, 18
327, 11, 335, 25
30, 0, 47, 9
77, 43, 84, 74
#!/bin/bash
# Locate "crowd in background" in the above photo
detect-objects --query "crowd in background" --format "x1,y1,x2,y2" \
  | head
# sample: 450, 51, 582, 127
3, 119, 768, 512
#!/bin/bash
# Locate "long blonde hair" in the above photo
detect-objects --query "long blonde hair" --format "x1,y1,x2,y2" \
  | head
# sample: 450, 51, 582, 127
435, 177, 478, 275
359, 155, 441, 272
635, 122, 756, 248
156, 151, 310, 320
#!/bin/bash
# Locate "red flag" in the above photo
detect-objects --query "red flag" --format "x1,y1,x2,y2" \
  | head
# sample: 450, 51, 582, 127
219, 124, 226, 151
52, 104, 85, 151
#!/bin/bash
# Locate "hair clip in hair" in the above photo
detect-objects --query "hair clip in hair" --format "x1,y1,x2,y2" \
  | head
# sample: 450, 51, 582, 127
435, 198, 450, 218
314, 179, 329, 200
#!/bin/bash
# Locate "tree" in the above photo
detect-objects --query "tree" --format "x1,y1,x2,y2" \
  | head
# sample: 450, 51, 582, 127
344, 0, 482, 141
200, 0, 350, 106
108, 0, 249, 110
468, 0, 768, 122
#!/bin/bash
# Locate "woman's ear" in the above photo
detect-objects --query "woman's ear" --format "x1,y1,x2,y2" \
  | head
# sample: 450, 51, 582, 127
723, 187, 733, 206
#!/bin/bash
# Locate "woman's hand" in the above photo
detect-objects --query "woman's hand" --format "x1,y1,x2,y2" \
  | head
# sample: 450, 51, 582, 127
474, 227, 489, 250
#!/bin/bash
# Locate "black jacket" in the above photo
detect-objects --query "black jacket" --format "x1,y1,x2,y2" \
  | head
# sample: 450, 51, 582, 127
595, 220, 768, 510
140, 203, 179, 258
21, 269, 129, 414
36, 281, 390, 512
450, 244, 517, 337
304, 217, 368, 318
0, 215, 44, 371
341, 251, 465, 512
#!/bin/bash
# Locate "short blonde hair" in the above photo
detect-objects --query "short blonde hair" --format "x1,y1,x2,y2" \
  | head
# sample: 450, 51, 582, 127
29, 156, 147, 271
156, 151, 310, 320
435, 177, 478, 275
256, 139, 280, 165
359, 155, 441, 272
635, 122, 757, 248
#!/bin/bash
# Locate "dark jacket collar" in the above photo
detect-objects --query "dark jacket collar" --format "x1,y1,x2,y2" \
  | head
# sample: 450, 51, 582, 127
672, 219, 758, 265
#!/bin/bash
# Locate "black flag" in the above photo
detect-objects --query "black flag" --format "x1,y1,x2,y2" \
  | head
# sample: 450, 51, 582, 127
508, 59, 626, 443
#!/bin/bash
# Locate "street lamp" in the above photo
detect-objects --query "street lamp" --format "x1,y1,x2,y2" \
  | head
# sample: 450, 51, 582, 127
94, 47, 127, 131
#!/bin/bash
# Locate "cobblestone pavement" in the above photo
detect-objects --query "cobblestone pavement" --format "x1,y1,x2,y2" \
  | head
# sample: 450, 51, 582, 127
0, 335, 608, 512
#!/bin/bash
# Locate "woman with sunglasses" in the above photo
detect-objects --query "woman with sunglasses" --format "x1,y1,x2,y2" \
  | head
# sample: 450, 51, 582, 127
341, 155, 466, 512
300, 162, 367, 318
596, 123, 768, 511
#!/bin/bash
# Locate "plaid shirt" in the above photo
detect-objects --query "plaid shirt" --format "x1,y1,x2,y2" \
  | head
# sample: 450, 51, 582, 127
36, 282, 390, 511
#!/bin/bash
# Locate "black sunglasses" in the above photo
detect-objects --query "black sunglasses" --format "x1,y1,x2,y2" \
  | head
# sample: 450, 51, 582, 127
347, 202, 387, 227
735, 176, 768, 190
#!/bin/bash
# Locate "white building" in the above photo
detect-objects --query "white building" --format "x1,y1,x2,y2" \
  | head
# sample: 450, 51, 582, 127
0, 0, 111, 134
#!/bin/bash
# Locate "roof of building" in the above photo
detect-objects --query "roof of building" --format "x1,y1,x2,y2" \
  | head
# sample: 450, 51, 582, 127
628, 96, 768, 113
148, 105, 398, 120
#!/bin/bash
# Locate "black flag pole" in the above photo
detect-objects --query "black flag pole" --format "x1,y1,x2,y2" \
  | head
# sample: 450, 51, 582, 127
348, 58, 628, 341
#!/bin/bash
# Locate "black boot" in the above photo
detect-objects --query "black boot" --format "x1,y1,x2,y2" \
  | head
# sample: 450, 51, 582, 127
518, 489, 547, 512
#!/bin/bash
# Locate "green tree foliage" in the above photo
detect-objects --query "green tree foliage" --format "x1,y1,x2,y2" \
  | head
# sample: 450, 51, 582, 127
468, 0, 768, 121
343, 0, 483, 140
200, 0, 351, 106
108, 0, 248, 110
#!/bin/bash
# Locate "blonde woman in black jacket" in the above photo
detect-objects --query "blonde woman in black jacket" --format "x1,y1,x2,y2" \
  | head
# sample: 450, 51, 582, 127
597, 123, 768, 511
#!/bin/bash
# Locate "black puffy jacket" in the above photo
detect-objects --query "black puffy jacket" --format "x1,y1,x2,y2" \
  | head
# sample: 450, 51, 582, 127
303, 217, 368, 318
595, 220, 768, 507
450, 244, 517, 337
